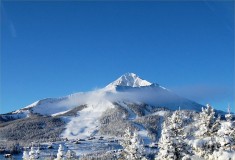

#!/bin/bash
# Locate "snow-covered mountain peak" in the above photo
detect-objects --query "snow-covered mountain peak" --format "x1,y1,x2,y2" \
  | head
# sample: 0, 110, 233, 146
2, 72, 206, 141
106, 73, 152, 88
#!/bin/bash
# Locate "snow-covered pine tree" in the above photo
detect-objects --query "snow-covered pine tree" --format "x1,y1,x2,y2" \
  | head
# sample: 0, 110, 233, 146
36, 147, 40, 158
207, 105, 235, 160
155, 122, 176, 160
156, 110, 190, 160
66, 150, 72, 159
22, 150, 29, 160
196, 104, 216, 137
29, 146, 40, 160
217, 105, 235, 151
193, 104, 221, 158
65, 150, 76, 159
225, 104, 233, 121
55, 144, 65, 160
211, 115, 221, 135
119, 127, 145, 160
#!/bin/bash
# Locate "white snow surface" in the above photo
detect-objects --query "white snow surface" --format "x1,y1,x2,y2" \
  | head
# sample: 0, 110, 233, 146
153, 111, 168, 116
62, 99, 114, 139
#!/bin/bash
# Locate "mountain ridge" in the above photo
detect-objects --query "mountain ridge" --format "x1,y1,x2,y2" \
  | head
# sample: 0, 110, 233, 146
8, 73, 203, 117
0, 73, 206, 140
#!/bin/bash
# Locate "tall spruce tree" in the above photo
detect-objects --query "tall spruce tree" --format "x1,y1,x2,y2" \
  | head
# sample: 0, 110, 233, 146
194, 104, 220, 158
119, 127, 145, 160
217, 105, 235, 151
22, 150, 29, 160
156, 110, 190, 160
196, 104, 216, 137
29, 146, 40, 160
55, 144, 66, 160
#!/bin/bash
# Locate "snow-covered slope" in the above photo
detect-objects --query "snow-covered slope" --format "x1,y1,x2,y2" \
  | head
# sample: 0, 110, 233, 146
4, 73, 204, 139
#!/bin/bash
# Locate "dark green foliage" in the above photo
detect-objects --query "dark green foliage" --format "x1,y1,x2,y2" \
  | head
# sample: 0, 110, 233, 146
0, 115, 65, 145
0, 115, 17, 123
126, 103, 146, 117
99, 104, 135, 136
134, 115, 161, 141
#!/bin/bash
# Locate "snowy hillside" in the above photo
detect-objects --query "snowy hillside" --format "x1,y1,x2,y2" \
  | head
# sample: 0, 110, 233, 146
1, 73, 204, 140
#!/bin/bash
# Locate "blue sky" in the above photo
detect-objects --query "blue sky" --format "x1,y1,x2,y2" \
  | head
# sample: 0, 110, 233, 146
1, 1, 234, 113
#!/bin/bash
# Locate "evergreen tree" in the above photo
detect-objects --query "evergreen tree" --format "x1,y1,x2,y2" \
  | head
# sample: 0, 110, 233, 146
156, 122, 176, 160
55, 144, 65, 160
196, 104, 216, 137
156, 110, 190, 160
22, 150, 29, 160
207, 106, 235, 160
119, 127, 145, 160
193, 104, 221, 158
66, 150, 76, 159
217, 106, 235, 151
29, 146, 40, 160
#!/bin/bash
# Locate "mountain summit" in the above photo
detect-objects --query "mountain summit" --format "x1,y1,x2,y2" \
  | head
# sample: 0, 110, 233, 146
106, 73, 152, 88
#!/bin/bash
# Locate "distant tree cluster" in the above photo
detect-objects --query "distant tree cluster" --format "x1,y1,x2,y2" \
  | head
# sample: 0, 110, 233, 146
134, 115, 161, 141
0, 115, 65, 152
0, 116, 65, 141
99, 105, 135, 136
